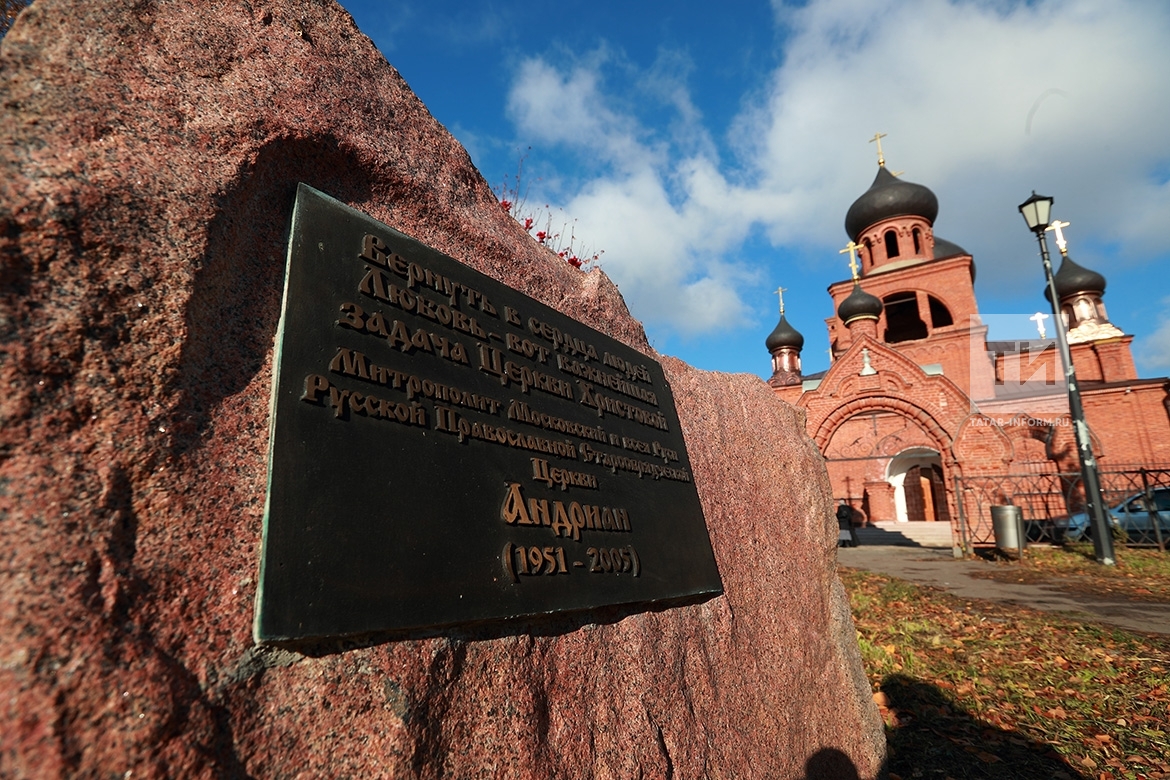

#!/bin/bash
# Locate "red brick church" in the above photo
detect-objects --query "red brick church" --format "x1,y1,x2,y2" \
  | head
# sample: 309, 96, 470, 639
768, 152, 1170, 534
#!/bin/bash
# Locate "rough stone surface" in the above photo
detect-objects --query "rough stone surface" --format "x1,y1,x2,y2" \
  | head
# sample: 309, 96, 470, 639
0, 1, 884, 777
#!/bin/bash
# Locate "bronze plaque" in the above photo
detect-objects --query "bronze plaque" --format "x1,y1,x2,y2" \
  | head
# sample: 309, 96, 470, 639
254, 184, 722, 642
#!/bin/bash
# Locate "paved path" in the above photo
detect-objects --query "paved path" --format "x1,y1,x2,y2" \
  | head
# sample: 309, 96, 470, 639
838, 544, 1170, 636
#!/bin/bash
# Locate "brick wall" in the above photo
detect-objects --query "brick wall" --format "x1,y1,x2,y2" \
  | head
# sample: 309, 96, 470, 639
1084, 382, 1170, 467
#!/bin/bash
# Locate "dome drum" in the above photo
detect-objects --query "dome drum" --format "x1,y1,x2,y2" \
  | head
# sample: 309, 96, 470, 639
857, 218, 935, 272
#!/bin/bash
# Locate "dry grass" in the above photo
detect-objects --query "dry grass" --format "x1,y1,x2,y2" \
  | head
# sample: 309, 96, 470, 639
966, 544, 1170, 602
842, 565, 1170, 779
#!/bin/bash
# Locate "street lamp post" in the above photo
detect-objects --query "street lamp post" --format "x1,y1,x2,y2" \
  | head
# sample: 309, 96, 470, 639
1017, 192, 1115, 565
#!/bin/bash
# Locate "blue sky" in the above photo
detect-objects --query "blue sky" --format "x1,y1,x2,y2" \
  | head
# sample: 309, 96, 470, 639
339, 0, 1170, 381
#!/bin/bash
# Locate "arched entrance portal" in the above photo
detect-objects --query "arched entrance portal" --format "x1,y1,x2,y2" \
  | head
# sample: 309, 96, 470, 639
814, 396, 957, 525
887, 448, 950, 523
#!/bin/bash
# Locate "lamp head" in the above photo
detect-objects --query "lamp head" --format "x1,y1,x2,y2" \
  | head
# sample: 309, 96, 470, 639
1018, 191, 1054, 234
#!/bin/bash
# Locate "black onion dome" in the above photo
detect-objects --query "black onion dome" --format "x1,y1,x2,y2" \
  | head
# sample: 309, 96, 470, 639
1044, 254, 1107, 304
838, 282, 883, 323
932, 236, 968, 259
766, 314, 804, 351
934, 235, 975, 281
845, 166, 939, 241
1051, 254, 1106, 300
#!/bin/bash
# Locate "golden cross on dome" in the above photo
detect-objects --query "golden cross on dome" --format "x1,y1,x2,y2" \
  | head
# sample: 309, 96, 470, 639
840, 241, 862, 280
1046, 219, 1071, 255
869, 132, 887, 167
774, 286, 788, 316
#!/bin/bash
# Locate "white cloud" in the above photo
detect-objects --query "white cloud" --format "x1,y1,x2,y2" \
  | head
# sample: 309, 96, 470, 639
506, 54, 655, 172
750, 0, 1170, 250
506, 53, 758, 334
504, 0, 1170, 336
1136, 298, 1170, 371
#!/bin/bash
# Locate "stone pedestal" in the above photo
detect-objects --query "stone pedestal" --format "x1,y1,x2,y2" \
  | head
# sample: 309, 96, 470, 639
864, 480, 897, 523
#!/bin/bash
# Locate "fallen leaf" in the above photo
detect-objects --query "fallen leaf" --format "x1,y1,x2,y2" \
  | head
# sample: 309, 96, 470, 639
873, 691, 889, 707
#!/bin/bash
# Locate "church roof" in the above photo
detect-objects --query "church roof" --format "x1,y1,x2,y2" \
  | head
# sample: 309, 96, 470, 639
765, 314, 804, 351
837, 281, 883, 323
844, 166, 939, 241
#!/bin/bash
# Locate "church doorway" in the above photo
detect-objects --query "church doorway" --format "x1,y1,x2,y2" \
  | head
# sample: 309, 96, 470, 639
887, 448, 950, 523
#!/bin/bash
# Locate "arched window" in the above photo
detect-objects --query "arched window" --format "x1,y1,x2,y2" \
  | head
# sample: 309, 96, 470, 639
912, 227, 921, 254
885, 230, 900, 258
927, 296, 953, 328
863, 238, 873, 267
882, 292, 927, 343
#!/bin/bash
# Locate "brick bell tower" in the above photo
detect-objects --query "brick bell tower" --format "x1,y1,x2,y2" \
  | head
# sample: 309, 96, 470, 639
773, 134, 1001, 526
825, 134, 992, 400
1044, 224, 1137, 384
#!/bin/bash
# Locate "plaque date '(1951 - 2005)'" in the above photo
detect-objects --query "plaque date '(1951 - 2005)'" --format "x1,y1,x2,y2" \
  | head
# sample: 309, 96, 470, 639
501, 543, 641, 583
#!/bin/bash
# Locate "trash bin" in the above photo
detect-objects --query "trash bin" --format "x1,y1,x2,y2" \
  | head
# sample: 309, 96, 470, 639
991, 505, 1025, 558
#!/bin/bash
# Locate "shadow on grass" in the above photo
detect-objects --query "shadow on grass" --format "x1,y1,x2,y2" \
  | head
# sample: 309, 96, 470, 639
881, 674, 1087, 780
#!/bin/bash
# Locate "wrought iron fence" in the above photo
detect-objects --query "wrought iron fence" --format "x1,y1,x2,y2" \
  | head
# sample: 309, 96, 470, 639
953, 466, 1170, 553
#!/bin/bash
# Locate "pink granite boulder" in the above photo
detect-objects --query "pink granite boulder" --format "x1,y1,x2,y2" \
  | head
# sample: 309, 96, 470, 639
0, 1, 884, 776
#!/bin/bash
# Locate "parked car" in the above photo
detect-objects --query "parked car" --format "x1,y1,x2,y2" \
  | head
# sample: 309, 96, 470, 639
1064, 487, 1170, 544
